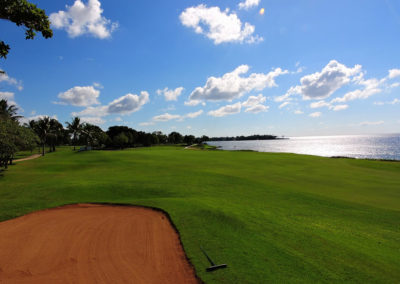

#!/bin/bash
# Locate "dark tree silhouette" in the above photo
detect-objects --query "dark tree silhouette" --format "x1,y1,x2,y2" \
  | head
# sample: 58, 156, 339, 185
0, 0, 53, 58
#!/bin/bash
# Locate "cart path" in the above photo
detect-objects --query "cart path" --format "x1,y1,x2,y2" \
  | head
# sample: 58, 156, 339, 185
13, 154, 41, 162
0, 204, 199, 284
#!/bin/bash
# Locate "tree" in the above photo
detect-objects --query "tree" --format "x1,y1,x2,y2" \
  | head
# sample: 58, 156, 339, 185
66, 117, 82, 151
0, 0, 53, 59
0, 100, 39, 169
183, 135, 196, 146
47, 118, 64, 152
0, 99, 21, 121
168, 132, 183, 144
81, 123, 108, 148
113, 133, 128, 149
30, 116, 51, 156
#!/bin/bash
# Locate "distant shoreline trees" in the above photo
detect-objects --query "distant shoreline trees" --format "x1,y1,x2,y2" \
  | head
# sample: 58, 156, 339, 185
208, 134, 279, 141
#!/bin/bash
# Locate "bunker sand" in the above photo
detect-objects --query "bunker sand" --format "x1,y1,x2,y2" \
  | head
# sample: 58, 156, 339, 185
0, 204, 198, 283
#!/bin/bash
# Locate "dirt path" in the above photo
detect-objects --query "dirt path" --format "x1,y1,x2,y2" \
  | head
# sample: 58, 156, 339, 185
13, 154, 41, 163
0, 204, 199, 284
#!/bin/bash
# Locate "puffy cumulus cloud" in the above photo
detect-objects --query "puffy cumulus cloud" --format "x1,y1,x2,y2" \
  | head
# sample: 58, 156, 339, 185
107, 92, 149, 115
241, 94, 268, 113
238, 0, 260, 10
208, 102, 241, 117
80, 116, 105, 125
180, 4, 262, 44
189, 65, 288, 103
57, 85, 100, 106
0, 70, 23, 90
245, 104, 269, 113
153, 113, 181, 122
309, 112, 322, 118
241, 94, 266, 107
50, 0, 118, 39
156, 87, 184, 101
73, 91, 149, 117
331, 77, 383, 103
277, 60, 362, 101
389, 69, 400, 79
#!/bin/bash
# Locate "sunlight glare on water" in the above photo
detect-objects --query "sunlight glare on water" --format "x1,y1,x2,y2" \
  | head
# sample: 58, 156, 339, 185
207, 134, 400, 160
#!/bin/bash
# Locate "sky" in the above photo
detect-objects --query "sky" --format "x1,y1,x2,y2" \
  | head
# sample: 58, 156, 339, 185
1, 0, 400, 137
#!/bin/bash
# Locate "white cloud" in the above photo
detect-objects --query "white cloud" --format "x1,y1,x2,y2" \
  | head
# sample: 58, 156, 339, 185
245, 104, 269, 113
185, 110, 203, 118
310, 100, 330, 108
309, 100, 348, 111
0, 91, 14, 101
184, 100, 203, 106
208, 102, 241, 117
309, 112, 322, 118
331, 77, 382, 103
278, 60, 362, 101
390, 82, 400, 88
57, 85, 100, 106
153, 113, 181, 122
359, 121, 384, 126
241, 94, 266, 107
389, 69, 400, 79
279, 102, 290, 109
189, 65, 288, 103
50, 0, 118, 39
73, 91, 149, 117
0, 91, 18, 107
19, 114, 58, 124
238, 0, 260, 10
294, 110, 304, 115
108, 92, 149, 115
374, 98, 400, 105
180, 4, 262, 44
0, 71, 23, 90
114, 117, 122, 122
81, 116, 105, 125
331, 104, 348, 111
156, 87, 184, 101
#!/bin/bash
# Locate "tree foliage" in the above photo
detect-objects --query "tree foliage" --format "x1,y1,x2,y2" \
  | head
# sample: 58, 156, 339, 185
0, 100, 38, 169
0, 0, 53, 59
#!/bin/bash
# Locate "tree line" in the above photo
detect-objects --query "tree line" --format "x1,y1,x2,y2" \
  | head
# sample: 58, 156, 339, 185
208, 134, 278, 141
0, 99, 209, 170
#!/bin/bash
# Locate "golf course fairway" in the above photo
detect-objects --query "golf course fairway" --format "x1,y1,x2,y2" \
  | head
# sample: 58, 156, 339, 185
0, 146, 399, 283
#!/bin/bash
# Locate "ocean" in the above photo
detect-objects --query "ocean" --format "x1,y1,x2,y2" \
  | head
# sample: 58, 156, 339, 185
207, 134, 400, 160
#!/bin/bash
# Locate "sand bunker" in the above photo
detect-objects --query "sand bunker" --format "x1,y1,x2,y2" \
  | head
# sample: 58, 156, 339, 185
0, 204, 198, 283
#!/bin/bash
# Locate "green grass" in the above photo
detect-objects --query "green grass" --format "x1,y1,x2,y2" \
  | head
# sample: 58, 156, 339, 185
1, 146, 399, 283
13, 149, 41, 159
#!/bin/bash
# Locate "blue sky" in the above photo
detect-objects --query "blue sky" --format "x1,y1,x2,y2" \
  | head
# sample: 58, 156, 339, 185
1, 0, 399, 137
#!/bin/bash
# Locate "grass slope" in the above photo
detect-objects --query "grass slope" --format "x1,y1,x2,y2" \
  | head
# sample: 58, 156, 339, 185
0, 146, 399, 283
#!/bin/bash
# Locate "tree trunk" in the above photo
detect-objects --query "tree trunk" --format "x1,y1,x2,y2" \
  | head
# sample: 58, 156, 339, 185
42, 143, 45, 156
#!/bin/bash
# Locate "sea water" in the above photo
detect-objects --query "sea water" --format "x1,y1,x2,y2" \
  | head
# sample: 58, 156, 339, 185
207, 134, 400, 160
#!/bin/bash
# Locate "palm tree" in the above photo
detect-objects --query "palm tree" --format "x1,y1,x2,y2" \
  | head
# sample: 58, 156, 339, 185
30, 117, 51, 156
66, 117, 81, 151
0, 99, 22, 121
48, 118, 64, 152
